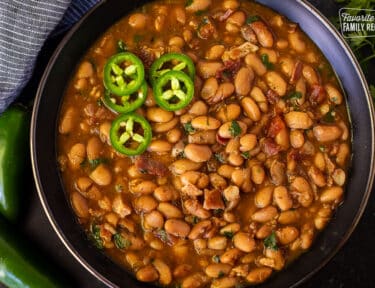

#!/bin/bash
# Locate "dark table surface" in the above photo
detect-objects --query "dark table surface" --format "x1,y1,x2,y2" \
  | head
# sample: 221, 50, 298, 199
15, 1, 375, 287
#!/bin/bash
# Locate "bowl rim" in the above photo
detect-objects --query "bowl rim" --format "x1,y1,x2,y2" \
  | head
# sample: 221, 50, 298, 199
30, 0, 375, 287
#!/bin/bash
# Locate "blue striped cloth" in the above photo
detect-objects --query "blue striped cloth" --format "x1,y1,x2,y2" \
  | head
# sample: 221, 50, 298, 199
0, 0, 99, 114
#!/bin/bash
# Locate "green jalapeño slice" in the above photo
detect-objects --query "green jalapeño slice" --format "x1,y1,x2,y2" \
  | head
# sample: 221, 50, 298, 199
110, 113, 152, 156
104, 52, 145, 96
153, 70, 194, 112
103, 81, 147, 114
150, 53, 195, 84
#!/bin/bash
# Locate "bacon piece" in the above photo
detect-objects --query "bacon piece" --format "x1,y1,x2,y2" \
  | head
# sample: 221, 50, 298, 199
203, 189, 225, 210
241, 25, 258, 43
181, 183, 203, 197
266, 89, 279, 105
135, 46, 157, 70
267, 116, 286, 138
198, 17, 218, 40
213, 9, 234, 21
135, 155, 168, 177
290, 60, 303, 84
261, 138, 281, 156
309, 84, 326, 105
216, 60, 241, 82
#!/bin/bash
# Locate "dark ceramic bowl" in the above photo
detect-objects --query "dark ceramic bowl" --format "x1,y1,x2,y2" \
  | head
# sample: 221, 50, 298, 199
31, 0, 375, 287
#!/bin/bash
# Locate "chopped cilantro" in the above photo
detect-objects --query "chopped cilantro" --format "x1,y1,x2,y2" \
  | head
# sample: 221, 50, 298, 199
184, 122, 196, 134
115, 184, 123, 193
90, 224, 103, 249
319, 145, 326, 152
113, 233, 131, 249
133, 34, 143, 44
96, 98, 103, 107
213, 209, 224, 216
285, 91, 302, 100
246, 15, 260, 24
193, 216, 199, 224
89, 158, 108, 169
229, 121, 242, 137
185, 0, 193, 7
264, 231, 278, 250
223, 231, 234, 239
212, 255, 221, 263
195, 9, 207, 16
156, 229, 169, 242
323, 107, 336, 123
117, 40, 127, 52
241, 151, 250, 159
261, 54, 274, 70
214, 153, 226, 164
218, 271, 225, 278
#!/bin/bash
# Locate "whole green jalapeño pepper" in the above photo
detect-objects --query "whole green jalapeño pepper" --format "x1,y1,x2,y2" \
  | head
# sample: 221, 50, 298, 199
110, 113, 152, 156
0, 216, 67, 288
103, 81, 147, 114
153, 70, 194, 111
0, 105, 29, 222
150, 52, 195, 84
103, 52, 145, 96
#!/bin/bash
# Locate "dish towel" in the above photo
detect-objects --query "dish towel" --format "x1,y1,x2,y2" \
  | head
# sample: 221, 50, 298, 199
0, 0, 99, 114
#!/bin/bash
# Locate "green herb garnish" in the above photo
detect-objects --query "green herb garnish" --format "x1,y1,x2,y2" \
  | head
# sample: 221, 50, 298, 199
115, 184, 123, 193
185, 0, 193, 6
214, 153, 226, 163
212, 255, 221, 263
241, 151, 250, 159
90, 224, 103, 249
218, 271, 225, 278
264, 231, 278, 250
133, 34, 143, 44
319, 145, 326, 152
156, 229, 169, 242
213, 209, 224, 216
113, 233, 131, 249
223, 231, 234, 239
323, 107, 336, 123
285, 91, 302, 100
229, 121, 242, 137
261, 54, 274, 70
89, 158, 108, 169
184, 122, 195, 134
246, 15, 260, 24
117, 40, 127, 52
195, 9, 207, 16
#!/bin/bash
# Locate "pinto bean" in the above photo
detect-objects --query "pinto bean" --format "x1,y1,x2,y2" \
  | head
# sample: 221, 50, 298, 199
218, 165, 235, 179
89, 164, 112, 186
235, 67, 254, 96
144, 210, 164, 230
77, 61, 94, 79
251, 165, 265, 184
256, 224, 273, 239
246, 267, 272, 284
129, 13, 147, 30
208, 236, 228, 250
148, 140, 172, 154
245, 53, 267, 76
288, 32, 306, 53
154, 185, 176, 202
184, 144, 212, 163
180, 171, 209, 189
169, 36, 185, 48
197, 61, 223, 79
241, 97, 261, 121
209, 173, 227, 190
211, 277, 238, 288
240, 134, 257, 151
165, 219, 191, 238
136, 265, 159, 282
129, 179, 157, 194
205, 263, 232, 278
146, 107, 174, 123
71, 192, 89, 218
201, 77, 218, 101
302, 65, 318, 86
325, 83, 343, 105
273, 186, 293, 211
167, 128, 182, 143
223, 0, 240, 9
265, 71, 287, 96
332, 168, 346, 186
59, 107, 77, 134
86, 137, 102, 161
251, 206, 278, 223
255, 186, 274, 208
336, 143, 350, 166
233, 233, 256, 253
284, 111, 313, 129
181, 273, 208, 288
188, 220, 212, 240
186, 0, 212, 13
216, 104, 242, 123
170, 159, 202, 174
158, 202, 183, 219
277, 226, 299, 245
188, 130, 217, 145
206, 45, 225, 60
313, 125, 342, 142
308, 166, 326, 187
320, 186, 343, 203
152, 117, 179, 133
133, 195, 158, 213
290, 130, 305, 148
99, 121, 111, 144
250, 21, 274, 48
174, 264, 192, 278
189, 101, 208, 116
295, 78, 306, 105
278, 210, 300, 225
290, 177, 313, 207
259, 48, 278, 63
191, 116, 221, 130
68, 143, 86, 169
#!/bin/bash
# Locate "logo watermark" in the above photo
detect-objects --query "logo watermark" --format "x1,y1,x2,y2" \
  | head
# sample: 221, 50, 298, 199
339, 8, 375, 38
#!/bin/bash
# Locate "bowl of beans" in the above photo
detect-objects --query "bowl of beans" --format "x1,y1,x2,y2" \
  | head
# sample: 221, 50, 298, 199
31, 0, 375, 287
